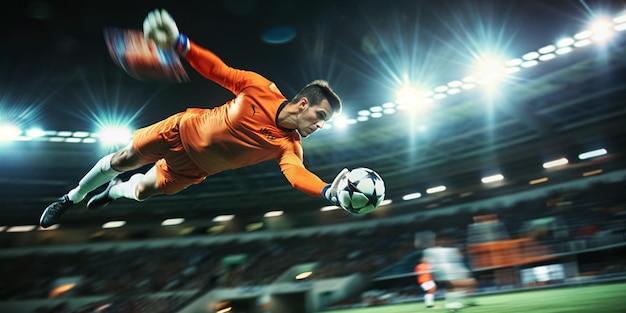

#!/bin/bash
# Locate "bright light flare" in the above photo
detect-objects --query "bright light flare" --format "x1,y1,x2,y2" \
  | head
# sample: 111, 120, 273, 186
589, 17, 614, 42
0, 124, 22, 141
473, 57, 506, 84
96, 126, 132, 145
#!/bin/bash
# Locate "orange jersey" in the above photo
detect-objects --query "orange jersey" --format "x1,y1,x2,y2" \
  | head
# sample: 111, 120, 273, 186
177, 41, 327, 197
415, 262, 433, 284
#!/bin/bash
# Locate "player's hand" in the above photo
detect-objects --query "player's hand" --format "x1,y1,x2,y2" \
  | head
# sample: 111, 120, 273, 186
143, 9, 181, 50
323, 168, 349, 205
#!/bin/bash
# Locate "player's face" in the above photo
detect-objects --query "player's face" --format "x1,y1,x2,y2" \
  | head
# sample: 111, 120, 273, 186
298, 99, 332, 137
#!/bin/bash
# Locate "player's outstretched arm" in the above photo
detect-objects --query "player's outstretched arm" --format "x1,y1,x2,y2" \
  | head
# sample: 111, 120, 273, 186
322, 168, 349, 205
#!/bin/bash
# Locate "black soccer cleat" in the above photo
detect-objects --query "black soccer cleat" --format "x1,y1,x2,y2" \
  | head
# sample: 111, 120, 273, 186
87, 179, 120, 210
39, 195, 74, 228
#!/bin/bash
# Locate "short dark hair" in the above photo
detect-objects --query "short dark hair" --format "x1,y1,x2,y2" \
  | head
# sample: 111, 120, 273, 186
291, 79, 342, 116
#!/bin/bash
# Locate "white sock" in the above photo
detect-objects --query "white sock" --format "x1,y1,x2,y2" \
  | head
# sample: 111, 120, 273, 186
67, 154, 121, 203
425, 293, 434, 306
109, 173, 144, 201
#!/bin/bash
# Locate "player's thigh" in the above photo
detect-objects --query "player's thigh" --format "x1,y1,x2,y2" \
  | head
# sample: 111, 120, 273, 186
155, 154, 207, 195
111, 144, 152, 171
132, 112, 186, 162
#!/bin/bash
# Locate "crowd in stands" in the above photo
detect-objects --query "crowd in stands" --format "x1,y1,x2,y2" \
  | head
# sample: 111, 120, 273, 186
0, 179, 625, 312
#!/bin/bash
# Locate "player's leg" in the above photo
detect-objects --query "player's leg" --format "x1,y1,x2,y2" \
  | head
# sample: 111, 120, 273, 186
88, 164, 164, 209
421, 280, 438, 308
39, 144, 149, 228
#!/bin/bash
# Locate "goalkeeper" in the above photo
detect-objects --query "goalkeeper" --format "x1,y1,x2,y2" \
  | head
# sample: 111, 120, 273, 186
40, 9, 347, 228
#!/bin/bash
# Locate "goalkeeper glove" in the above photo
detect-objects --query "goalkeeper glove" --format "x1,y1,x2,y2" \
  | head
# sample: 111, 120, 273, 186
322, 168, 349, 205
143, 9, 190, 54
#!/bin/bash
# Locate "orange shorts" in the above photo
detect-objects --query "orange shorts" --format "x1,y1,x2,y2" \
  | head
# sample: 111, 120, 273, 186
132, 112, 207, 194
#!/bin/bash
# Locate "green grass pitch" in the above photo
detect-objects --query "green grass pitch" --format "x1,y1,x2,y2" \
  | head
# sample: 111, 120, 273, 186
322, 282, 626, 313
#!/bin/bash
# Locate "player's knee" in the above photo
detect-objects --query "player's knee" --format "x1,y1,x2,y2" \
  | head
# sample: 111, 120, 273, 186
135, 183, 162, 201
110, 146, 143, 171
135, 185, 151, 201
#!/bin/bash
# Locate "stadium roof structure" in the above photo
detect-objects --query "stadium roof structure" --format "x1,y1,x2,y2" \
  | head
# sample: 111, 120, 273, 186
1, 0, 625, 239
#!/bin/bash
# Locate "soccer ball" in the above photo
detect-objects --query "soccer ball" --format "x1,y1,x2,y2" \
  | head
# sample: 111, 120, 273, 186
337, 167, 385, 214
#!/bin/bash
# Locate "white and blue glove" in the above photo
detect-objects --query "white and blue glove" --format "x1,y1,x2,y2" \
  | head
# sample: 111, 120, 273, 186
322, 168, 349, 205
143, 9, 190, 54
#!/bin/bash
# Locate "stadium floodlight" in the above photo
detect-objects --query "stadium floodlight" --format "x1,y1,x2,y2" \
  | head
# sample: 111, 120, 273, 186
369, 105, 383, 113
0, 124, 21, 141
574, 30, 593, 40
555, 47, 573, 55
543, 157, 569, 169
447, 88, 461, 95
434, 85, 449, 93
448, 80, 462, 88
295, 271, 312, 280
578, 148, 607, 160
574, 39, 593, 47
213, 215, 234, 222
6, 225, 37, 232
589, 17, 614, 42
331, 116, 348, 130
522, 51, 540, 60
557, 37, 576, 47
264, 210, 284, 217
102, 221, 126, 228
426, 185, 446, 194
521, 60, 539, 68
481, 174, 504, 184
396, 86, 421, 105
402, 192, 422, 200
72, 131, 90, 138
474, 57, 506, 84
538, 53, 556, 62
161, 218, 185, 226
96, 126, 132, 145
26, 128, 46, 138
320, 205, 341, 212
538, 44, 556, 54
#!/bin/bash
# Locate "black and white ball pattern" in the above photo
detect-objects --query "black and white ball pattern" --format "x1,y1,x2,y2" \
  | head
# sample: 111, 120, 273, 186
337, 167, 385, 214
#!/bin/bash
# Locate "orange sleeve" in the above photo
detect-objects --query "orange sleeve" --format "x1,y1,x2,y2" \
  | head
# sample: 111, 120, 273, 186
183, 40, 259, 95
281, 163, 328, 197
278, 141, 327, 197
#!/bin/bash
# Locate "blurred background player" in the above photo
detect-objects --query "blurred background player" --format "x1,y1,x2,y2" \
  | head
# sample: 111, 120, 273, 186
39, 9, 349, 228
415, 257, 438, 309
424, 246, 478, 310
